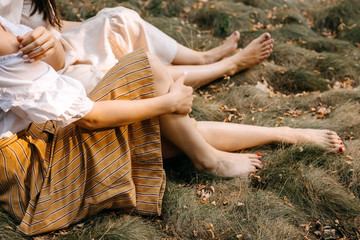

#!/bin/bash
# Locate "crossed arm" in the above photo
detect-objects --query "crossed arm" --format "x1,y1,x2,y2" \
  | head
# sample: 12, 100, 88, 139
76, 74, 193, 130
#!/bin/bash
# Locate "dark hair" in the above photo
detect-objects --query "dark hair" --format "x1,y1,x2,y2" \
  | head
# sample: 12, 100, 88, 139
31, 0, 62, 29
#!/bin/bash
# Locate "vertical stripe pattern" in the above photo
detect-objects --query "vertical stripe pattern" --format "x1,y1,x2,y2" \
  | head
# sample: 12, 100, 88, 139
0, 49, 165, 236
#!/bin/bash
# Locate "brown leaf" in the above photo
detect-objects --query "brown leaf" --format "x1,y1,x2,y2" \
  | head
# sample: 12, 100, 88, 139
275, 117, 284, 126
237, 202, 245, 207
5, 226, 13, 231
207, 224, 215, 238
255, 78, 271, 92
237, 234, 244, 239
201, 189, 211, 203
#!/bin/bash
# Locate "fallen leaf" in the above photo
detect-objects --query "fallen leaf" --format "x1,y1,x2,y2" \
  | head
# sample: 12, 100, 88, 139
237, 234, 244, 239
255, 78, 271, 92
207, 224, 215, 238
201, 189, 211, 203
237, 202, 245, 207
275, 117, 284, 126
5, 226, 13, 231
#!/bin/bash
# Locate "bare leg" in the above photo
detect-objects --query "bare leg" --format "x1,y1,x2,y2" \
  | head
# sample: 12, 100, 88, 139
161, 138, 183, 159
196, 121, 345, 153
148, 52, 262, 177
172, 31, 240, 65
167, 33, 274, 88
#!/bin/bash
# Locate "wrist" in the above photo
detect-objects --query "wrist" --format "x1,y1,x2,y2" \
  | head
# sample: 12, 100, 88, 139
161, 93, 176, 113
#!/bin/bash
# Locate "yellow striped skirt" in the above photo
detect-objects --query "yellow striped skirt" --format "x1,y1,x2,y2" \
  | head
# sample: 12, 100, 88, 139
0, 49, 166, 236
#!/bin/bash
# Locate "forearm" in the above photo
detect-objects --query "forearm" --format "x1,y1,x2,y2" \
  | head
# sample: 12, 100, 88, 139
42, 39, 65, 71
76, 94, 176, 129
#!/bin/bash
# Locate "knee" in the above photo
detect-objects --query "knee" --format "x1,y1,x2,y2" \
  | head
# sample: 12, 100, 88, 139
146, 51, 174, 95
190, 118, 198, 127
100, 6, 141, 20
119, 7, 142, 20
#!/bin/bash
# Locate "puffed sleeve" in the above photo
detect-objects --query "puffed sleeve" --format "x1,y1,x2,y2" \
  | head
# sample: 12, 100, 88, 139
0, 57, 94, 127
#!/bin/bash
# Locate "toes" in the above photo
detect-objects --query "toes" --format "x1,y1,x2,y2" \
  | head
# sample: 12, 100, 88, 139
326, 130, 338, 136
328, 145, 345, 154
261, 45, 272, 52
336, 142, 345, 153
233, 31, 240, 40
328, 138, 343, 145
260, 52, 271, 59
327, 143, 345, 154
251, 159, 262, 169
227, 31, 240, 42
339, 146, 346, 153
249, 154, 262, 159
261, 33, 271, 42
261, 39, 274, 48
249, 166, 259, 174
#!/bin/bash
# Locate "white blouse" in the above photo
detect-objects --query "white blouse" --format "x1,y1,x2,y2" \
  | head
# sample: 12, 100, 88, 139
0, 17, 93, 139
0, 0, 178, 94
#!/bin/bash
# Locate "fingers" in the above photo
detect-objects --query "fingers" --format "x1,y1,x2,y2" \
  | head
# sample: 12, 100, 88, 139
18, 26, 55, 61
21, 33, 51, 58
168, 71, 194, 114
16, 36, 23, 43
31, 46, 56, 61
19, 27, 46, 50
175, 71, 188, 85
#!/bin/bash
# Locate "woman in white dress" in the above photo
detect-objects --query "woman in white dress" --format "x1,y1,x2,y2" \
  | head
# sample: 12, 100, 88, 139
0, 0, 274, 92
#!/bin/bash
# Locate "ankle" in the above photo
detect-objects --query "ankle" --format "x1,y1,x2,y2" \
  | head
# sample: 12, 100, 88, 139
224, 57, 239, 76
191, 149, 218, 173
198, 52, 211, 65
275, 127, 296, 144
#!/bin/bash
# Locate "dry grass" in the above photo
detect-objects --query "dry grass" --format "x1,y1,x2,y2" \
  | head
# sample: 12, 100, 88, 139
2, 0, 360, 239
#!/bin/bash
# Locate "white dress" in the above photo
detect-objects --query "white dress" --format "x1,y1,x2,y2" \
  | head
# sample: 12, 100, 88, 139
0, 16, 93, 139
0, 0, 178, 93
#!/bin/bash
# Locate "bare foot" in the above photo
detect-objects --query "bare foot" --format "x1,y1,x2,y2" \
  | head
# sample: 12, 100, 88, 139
279, 127, 345, 153
201, 31, 240, 64
212, 150, 262, 177
225, 32, 274, 75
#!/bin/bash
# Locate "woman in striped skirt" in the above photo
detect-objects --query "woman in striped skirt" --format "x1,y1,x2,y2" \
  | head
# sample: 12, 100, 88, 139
0, 18, 344, 236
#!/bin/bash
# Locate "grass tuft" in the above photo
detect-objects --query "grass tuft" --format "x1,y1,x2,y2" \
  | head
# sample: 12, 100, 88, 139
312, 0, 360, 35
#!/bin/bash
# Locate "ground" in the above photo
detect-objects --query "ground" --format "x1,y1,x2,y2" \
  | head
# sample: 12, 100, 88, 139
1, 0, 360, 239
